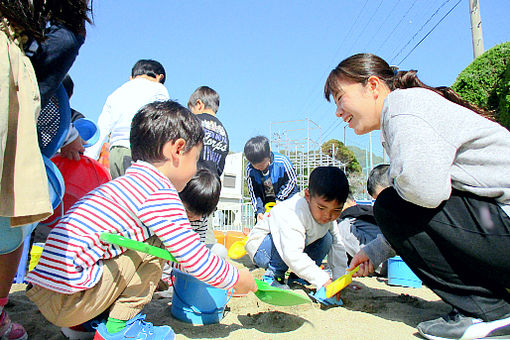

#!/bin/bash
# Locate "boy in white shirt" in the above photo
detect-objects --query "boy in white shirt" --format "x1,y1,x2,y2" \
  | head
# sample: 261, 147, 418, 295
245, 166, 349, 302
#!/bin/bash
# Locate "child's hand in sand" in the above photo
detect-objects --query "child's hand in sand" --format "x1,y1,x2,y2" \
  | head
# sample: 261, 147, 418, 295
233, 268, 257, 294
348, 249, 374, 277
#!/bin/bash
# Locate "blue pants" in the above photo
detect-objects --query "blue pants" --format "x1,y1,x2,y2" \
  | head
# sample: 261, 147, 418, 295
253, 232, 332, 278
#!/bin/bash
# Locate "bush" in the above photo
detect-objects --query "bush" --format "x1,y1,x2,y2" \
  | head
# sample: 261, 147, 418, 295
451, 41, 510, 129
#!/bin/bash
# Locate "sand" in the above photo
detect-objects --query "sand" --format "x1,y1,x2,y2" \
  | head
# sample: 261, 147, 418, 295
7, 256, 451, 340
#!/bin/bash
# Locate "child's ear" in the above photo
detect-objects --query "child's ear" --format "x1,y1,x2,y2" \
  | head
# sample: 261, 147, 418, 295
304, 188, 311, 202
162, 138, 186, 162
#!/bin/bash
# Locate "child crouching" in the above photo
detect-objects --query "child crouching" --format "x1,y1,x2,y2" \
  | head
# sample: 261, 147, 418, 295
245, 166, 349, 303
26, 101, 256, 340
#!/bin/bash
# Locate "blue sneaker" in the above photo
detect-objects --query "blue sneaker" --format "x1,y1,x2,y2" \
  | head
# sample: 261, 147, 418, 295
93, 314, 175, 340
261, 275, 274, 285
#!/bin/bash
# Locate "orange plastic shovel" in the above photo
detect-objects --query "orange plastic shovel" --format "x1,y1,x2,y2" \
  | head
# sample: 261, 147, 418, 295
325, 265, 360, 298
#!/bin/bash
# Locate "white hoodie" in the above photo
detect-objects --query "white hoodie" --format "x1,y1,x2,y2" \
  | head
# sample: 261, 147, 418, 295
245, 193, 348, 288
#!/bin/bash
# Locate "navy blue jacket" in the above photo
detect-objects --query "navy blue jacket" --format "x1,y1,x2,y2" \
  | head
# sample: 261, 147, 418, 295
246, 152, 299, 215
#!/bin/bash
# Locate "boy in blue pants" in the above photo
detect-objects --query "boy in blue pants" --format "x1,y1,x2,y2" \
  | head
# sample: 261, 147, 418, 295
245, 166, 349, 305
26, 101, 257, 340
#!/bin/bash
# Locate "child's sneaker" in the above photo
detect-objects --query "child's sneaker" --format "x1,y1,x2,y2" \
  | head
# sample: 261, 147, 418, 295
271, 276, 290, 290
93, 314, 174, 340
61, 314, 106, 340
0, 310, 28, 340
417, 309, 510, 340
61, 324, 95, 340
287, 272, 310, 286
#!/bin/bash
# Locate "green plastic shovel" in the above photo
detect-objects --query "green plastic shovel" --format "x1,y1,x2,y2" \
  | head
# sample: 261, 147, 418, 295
100, 233, 310, 306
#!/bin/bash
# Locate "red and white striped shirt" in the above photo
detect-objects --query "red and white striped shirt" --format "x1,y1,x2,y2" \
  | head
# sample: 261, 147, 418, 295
27, 161, 239, 294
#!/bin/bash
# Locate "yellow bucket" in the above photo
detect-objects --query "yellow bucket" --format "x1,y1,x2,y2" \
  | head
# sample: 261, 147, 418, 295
29, 243, 44, 271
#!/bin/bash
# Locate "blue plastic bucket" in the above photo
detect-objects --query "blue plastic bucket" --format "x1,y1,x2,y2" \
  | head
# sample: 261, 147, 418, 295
73, 118, 99, 147
171, 269, 232, 325
43, 155, 65, 210
388, 256, 422, 288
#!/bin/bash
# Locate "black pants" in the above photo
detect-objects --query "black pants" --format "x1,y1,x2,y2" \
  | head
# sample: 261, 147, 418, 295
374, 187, 510, 321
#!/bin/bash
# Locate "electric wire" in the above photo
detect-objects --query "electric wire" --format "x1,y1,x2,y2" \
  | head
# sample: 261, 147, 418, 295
301, 0, 370, 129
396, 0, 463, 65
390, 0, 454, 64
375, 0, 418, 54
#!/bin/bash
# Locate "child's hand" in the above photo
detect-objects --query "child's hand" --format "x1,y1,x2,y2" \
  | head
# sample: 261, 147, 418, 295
233, 268, 257, 295
348, 249, 374, 277
256, 213, 264, 221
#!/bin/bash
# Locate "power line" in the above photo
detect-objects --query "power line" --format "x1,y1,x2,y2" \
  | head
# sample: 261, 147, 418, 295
365, 0, 402, 50
345, 0, 384, 54
375, 0, 418, 54
396, 0, 463, 65
300, 0, 370, 127
390, 0, 454, 64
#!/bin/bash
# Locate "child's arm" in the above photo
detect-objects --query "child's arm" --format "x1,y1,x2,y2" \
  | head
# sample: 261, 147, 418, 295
246, 166, 266, 215
270, 211, 330, 288
327, 222, 349, 280
275, 157, 298, 201
140, 191, 238, 290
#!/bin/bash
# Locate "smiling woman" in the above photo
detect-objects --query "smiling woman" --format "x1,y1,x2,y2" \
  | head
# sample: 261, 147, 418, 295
324, 53, 510, 340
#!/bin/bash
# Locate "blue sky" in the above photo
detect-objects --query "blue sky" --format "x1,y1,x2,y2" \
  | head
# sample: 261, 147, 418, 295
70, 1, 509, 159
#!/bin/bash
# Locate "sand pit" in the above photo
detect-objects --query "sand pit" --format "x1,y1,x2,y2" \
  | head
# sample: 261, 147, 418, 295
7, 257, 451, 339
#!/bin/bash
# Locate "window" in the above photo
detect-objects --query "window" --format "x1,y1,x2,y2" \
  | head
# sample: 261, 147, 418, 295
223, 174, 236, 188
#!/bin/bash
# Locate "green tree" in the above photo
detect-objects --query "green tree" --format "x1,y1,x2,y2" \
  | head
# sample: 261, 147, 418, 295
451, 41, 510, 129
321, 139, 362, 174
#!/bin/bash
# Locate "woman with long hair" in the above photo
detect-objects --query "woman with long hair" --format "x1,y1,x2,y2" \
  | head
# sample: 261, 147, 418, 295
325, 53, 510, 340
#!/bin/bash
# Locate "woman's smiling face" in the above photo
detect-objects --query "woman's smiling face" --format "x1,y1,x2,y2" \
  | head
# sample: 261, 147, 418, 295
333, 77, 383, 135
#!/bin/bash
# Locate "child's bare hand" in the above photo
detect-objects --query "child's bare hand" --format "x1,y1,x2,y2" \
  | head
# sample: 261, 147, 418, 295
256, 213, 264, 221
233, 268, 257, 295
348, 249, 374, 277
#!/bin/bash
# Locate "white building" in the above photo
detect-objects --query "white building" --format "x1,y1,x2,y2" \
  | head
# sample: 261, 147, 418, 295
212, 152, 253, 232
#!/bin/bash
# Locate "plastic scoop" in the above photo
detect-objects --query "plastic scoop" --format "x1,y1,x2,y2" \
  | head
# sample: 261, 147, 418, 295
325, 265, 360, 298
227, 236, 248, 259
100, 233, 310, 306
253, 279, 310, 306
228, 202, 276, 259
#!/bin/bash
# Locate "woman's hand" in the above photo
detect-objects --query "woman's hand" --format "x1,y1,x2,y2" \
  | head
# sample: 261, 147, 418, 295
348, 249, 374, 277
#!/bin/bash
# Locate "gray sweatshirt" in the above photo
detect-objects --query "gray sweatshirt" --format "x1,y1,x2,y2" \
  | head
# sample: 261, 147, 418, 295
363, 87, 510, 267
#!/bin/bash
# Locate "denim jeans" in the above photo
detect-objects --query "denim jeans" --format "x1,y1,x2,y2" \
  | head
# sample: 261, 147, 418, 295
253, 232, 332, 278
28, 23, 85, 107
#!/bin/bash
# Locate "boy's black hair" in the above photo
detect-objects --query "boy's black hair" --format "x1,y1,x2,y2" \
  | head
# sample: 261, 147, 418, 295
308, 166, 349, 203
367, 163, 390, 198
130, 100, 204, 163
62, 74, 74, 98
187, 86, 220, 114
179, 167, 221, 216
244, 136, 271, 164
131, 59, 166, 84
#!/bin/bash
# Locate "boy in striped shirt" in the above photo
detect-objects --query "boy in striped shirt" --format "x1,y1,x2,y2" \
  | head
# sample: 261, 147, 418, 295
26, 101, 257, 340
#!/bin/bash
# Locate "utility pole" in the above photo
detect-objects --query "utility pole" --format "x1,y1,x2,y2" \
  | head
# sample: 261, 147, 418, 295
469, 0, 484, 58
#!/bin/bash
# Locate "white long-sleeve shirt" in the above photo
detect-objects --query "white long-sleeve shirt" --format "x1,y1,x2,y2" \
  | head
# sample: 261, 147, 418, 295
85, 77, 169, 159
245, 193, 348, 288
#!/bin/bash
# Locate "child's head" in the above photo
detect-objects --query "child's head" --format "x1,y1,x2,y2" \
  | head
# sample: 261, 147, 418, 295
179, 167, 221, 221
305, 166, 349, 224
367, 163, 390, 199
130, 100, 204, 190
187, 86, 220, 114
131, 59, 166, 84
244, 136, 271, 171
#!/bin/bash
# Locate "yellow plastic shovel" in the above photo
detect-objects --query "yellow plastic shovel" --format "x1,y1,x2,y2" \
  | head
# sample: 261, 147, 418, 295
227, 202, 276, 259
325, 265, 360, 298
227, 236, 248, 259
